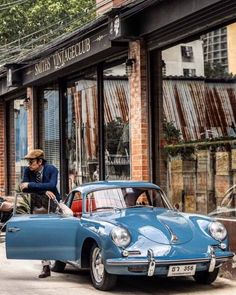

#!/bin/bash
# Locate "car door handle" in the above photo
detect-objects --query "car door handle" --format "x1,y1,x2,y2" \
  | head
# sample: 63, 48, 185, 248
8, 227, 21, 233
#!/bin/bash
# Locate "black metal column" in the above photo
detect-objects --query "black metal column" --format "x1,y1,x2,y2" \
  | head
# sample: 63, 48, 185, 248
149, 50, 163, 185
58, 78, 69, 198
4, 101, 10, 195
97, 63, 105, 181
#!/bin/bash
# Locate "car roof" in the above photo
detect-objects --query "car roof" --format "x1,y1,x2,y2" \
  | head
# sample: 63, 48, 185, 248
71, 181, 160, 194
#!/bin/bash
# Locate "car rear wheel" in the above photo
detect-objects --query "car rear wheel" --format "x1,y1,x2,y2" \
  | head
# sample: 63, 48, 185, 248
90, 245, 117, 291
194, 268, 219, 284
51, 260, 66, 273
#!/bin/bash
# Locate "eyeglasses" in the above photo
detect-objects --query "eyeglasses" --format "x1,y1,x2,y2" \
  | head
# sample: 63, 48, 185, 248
27, 159, 37, 165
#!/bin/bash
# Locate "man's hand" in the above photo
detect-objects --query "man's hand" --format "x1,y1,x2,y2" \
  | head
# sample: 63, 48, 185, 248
20, 182, 29, 191
45, 191, 56, 200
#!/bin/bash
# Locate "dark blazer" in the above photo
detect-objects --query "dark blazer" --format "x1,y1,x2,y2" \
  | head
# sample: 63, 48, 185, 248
22, 163, 61, 201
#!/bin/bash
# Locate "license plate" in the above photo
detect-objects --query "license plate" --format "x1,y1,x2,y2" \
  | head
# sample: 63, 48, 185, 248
167, 264, 196, 277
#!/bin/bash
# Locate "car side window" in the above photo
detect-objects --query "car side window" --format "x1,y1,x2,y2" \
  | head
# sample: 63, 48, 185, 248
149, 190, 165, 208
71, 192, 83, 218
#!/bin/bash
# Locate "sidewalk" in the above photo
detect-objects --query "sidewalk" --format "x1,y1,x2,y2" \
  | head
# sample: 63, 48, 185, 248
0, 239, 96, 295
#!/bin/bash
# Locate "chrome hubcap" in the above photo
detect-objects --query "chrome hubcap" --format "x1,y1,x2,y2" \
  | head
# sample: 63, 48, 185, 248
92, 247, 104, 283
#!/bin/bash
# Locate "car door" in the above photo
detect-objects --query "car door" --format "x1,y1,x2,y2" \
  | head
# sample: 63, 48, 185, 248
6, 213, 80, 261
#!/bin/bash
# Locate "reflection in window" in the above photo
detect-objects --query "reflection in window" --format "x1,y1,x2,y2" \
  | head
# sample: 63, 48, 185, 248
162, 41, 204, 76
183, 68, 196, 77
86, 188, 168, 212
104, 63, 130, 180
181, 46, 193, 61
66, 74, 98, 189
14, 99, 28, 190
40, 86, 60, 178
161, 23, 236, 215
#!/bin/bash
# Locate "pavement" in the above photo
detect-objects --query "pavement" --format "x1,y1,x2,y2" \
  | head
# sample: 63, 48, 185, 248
1, 232, 236, 295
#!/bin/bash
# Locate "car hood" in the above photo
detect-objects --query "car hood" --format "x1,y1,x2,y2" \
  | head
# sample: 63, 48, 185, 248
92, 208, 194, 245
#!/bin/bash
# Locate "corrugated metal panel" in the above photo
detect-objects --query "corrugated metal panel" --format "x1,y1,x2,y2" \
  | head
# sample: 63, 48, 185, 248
163, 79, 236, 141
74, 79, 129, 160
104, 79, 129, 124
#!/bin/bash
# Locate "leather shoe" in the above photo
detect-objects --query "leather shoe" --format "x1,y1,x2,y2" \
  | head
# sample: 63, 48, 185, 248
38, 265, 51, 278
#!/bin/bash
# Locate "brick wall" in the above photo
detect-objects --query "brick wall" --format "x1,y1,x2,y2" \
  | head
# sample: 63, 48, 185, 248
0, 100, 5, 196
129, 40, 150, 180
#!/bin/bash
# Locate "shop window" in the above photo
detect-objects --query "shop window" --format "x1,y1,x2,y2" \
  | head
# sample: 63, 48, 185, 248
66, 72, 98, 189
8, 99, 28, 194
103, 63, 130, 180
161, 23, 236, 216
39, 85, 60, 188
14, 100, 28, 166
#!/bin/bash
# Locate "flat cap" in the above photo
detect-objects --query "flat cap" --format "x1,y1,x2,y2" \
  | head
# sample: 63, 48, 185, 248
24, 149, 44, 159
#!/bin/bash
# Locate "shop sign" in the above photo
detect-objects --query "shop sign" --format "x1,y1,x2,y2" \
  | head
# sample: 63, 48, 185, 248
22, 28, 111, 84
34, 38, 91, 76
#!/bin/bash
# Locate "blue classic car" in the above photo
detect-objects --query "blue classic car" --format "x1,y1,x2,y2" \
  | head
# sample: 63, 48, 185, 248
6, 181, 234, 290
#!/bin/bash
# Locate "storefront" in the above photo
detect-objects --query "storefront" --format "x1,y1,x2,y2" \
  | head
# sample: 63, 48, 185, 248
1, 0, 236, 203
0, 15, 132, 197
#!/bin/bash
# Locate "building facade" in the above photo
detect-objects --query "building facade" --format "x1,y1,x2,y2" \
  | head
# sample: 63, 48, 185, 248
0, 0, 236, 207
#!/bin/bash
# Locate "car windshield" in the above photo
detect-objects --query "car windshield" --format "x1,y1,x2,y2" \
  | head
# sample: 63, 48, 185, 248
85, 187, 171, 213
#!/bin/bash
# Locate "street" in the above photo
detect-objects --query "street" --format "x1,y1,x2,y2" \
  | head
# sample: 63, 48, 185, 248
1, 233, 236, 295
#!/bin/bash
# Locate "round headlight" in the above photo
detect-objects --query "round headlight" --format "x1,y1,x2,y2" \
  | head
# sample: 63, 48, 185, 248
209, 221, 227, 241
111, 227, 131, 248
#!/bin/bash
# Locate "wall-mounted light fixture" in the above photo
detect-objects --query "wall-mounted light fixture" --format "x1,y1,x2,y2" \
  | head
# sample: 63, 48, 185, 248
14, 108, 20, 119
5, 63, 22, 87
125, 58, 136, 77
23, 97, 30, 110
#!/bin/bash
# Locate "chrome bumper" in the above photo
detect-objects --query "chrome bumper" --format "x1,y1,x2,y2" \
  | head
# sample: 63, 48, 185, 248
106, 246, 234, 277
106, 255, 233, 267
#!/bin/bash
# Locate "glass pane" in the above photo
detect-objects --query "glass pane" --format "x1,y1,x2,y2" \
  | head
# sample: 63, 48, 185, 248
66, 72, 98, 189
104, 63, 130, 180
161, 24, 236, 215
39, 85, 60, 187
85, 188, 169, 213
14, 99, 28, 192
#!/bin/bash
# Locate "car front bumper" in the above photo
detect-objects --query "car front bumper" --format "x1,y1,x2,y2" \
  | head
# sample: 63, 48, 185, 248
105, 248, 234, 276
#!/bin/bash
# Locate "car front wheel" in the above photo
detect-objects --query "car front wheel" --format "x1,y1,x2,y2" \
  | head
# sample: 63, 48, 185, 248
51, 260, 66, 273
90, 245, 117, 291
194, 268, 219, 284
